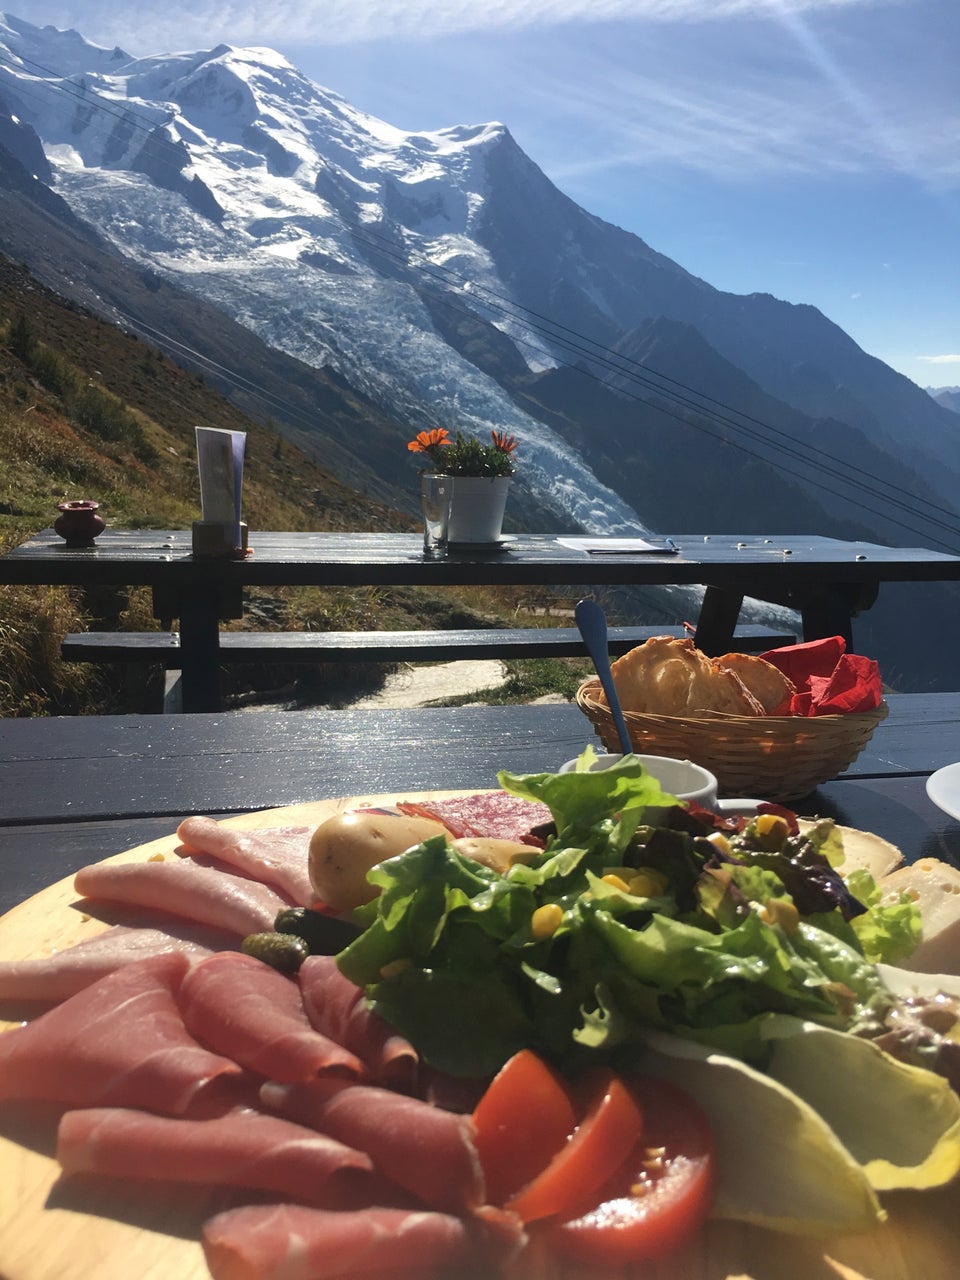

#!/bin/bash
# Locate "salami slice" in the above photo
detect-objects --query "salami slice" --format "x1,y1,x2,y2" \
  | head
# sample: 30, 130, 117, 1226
396, 792, 552, 845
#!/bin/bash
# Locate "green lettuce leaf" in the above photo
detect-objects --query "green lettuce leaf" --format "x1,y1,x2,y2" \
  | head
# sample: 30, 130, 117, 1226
632, 1029, 885, 1234
845, 868, 923, 964
759, 1015, 960, 1190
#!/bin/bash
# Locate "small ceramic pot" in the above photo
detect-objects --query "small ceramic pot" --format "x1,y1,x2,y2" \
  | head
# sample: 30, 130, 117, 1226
54, 500, 106, 546
447, 475, 512, 545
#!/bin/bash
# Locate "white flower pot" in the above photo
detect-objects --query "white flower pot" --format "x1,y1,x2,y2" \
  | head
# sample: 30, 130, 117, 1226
447, 476, 512, 545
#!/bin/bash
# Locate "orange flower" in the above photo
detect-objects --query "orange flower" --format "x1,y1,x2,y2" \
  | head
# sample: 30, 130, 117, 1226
407, 428, 450, 454
491, 430, 518, 455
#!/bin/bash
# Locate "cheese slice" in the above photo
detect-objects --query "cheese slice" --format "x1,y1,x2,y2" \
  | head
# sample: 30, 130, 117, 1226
797, 820, 904, 880
879, 858, 960, 975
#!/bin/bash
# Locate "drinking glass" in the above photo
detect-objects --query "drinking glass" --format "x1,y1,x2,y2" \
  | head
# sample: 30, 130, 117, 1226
420, 473, 450, 557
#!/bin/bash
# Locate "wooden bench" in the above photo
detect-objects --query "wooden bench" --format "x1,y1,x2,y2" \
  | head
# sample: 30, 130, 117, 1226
62, 623, 797, 667
62, 624, 796, 712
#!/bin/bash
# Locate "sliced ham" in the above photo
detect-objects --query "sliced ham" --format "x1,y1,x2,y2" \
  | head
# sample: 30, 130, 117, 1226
260, 1078, 484, 1213
176, 818, 315, 907
0, 920, 235, 1004
0, 953, 242, 1114
298, 955, 417, 1091
178, 952, 366, 1083
74, 857, 294, 938
397, 792, 552, 845
57, 1106, 374, 1206
202, 1202, 524, 1280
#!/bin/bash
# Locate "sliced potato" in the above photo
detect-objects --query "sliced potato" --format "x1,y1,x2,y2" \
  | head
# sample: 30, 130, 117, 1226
451, 836, 540, 873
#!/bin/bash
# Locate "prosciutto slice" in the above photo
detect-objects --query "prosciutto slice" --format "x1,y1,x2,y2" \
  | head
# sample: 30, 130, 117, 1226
178, 952, 366, 1083
57, 1107, 373, 1206
298, 955, 417, 1090
260, 1078, 484, 1213
202, 1202, 524, 1280
0, 953, 242, 1114
397, 792, 552, 844
74, 857, 294, 938
0, 920, 235, 1004
176, 818, 315, 907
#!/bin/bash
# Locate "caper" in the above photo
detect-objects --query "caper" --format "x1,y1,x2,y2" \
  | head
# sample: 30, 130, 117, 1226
273, 905, 358, 955
241, 931, 310, 973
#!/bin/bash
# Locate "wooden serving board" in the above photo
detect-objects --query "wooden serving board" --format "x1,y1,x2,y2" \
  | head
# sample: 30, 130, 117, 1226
1, 794, 958, 1280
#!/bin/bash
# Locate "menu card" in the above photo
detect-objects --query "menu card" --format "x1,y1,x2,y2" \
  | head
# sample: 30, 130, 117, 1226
555, 536, 678, 555
196, 427, 246, 552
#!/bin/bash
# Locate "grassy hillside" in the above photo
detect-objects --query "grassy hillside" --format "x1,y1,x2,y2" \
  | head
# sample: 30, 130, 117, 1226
0, 257, 582, 715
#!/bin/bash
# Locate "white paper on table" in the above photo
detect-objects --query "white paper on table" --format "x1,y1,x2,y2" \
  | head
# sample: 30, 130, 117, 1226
196, 427, 245, 545
555, 536, 679, 555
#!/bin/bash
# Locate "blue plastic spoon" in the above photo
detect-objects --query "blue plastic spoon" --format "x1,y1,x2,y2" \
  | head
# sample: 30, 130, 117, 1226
575, 598, 632, 756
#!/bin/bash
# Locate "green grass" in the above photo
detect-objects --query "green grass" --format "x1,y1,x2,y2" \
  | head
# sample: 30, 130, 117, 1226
0, 258, 601, 715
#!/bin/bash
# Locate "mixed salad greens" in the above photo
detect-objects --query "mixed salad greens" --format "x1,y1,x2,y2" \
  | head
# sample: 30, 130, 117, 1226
335, 750, 960, 1235
337, 750, 921, 1077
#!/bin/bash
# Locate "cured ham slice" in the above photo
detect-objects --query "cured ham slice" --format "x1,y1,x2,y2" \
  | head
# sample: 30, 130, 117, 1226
176, 817, 315, 907
298, 955, 417, 1090
260, 1078, 484, 1213
202, 1202, 525, 1280
178, 952, 366, 1083
74, 857, 294, 938
0, 953, 242, 1114
57, 1107, 373, 1206
397, 792, 552, 845
0, 920, 235, 1004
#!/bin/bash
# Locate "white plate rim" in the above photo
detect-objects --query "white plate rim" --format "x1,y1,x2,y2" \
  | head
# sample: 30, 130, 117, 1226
926, 762, 960, 821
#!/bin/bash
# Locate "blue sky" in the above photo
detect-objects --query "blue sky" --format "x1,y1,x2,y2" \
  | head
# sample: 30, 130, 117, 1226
23, 1, 960, 388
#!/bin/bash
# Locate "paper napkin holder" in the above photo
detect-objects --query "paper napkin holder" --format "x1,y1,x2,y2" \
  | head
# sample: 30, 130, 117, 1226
192, 520, 249, 558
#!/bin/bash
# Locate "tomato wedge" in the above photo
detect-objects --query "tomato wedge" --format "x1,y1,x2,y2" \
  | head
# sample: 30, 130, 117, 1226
547, 1075, 715, 1264
471, 1049, 578, 1206
505, 1068, 644, 1224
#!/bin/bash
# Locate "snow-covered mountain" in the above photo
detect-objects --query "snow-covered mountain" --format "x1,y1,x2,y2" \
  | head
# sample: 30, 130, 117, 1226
3, 12, 960, 688
2, 13, 957, 533
0, 13, 649, 535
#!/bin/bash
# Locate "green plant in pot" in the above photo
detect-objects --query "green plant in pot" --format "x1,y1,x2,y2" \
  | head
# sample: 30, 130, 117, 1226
407, 427, 518, 544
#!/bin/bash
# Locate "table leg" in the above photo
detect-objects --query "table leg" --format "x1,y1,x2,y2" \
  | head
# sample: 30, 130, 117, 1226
177, 586, 224, 713
693, 586, 744, 655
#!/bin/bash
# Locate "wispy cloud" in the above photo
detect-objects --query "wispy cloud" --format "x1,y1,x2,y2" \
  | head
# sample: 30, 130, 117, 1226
33, 0, 959, 187
41, 3, 873, 52
919, 354, 960, 365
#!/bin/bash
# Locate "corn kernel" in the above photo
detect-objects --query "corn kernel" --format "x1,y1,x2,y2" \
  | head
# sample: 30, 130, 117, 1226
627, 869, 669, 898
379, 958, 413, 979
600, 873, 632, 893
531, 903, 564, 940
602, 866, 636, 882
755, 813, 790, 841
759, 898, 800, 933
705, 832, 732, 856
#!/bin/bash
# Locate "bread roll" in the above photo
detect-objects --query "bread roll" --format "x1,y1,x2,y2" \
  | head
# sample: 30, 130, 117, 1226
608, 636, 765, 716
715, 652, 796, 715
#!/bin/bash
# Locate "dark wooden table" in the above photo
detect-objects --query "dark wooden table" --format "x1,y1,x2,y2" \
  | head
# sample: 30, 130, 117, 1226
3, 529, 960, 713
2, 695, 959, 916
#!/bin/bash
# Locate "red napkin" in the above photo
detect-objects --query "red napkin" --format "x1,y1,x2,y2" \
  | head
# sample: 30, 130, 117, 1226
759, 636, 882, 716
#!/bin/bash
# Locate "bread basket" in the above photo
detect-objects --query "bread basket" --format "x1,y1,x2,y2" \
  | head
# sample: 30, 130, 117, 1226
575, 677, 888, 802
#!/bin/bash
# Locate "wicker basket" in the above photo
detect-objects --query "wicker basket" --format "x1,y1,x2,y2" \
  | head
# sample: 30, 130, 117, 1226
575, 677, 888, 803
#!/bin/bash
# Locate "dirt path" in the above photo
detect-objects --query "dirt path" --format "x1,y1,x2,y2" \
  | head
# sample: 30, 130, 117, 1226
348, 659, 507, 708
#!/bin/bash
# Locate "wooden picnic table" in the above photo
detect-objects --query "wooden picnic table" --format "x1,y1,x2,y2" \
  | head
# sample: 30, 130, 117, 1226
3, 529, 960, 712
1, 697, 959, 1280
1, 694, 959, 915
